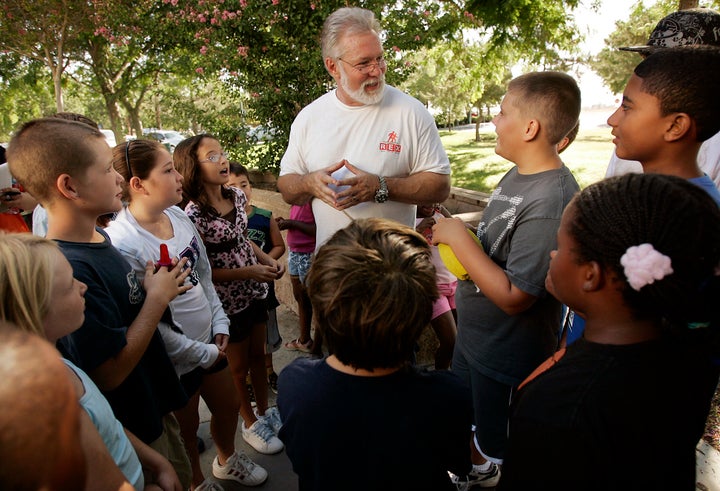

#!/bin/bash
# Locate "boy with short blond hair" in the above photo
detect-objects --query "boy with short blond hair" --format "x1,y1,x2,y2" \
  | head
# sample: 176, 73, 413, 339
7, 117, 194, 487
607, 46, 720, 205
433, 71, 581, 487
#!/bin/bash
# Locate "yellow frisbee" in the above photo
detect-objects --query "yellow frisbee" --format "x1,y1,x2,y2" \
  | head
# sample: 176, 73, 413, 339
438, 229, 481, 281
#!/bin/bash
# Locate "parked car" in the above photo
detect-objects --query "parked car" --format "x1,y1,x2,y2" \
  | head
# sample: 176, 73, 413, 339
100, 129, 117, 147
247, 125, 278, 143
142, 129, 186, 153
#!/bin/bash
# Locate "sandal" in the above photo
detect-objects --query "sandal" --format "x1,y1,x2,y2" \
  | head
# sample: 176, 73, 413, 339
285, 338, 313, 353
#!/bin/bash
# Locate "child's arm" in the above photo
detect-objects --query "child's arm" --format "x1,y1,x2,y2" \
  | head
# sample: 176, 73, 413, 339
89, 259, 192, 390
210, 245, 282, 283
276, 216, 317, 237
433, 217, 537, 315
157, 321, 224, 374
125, 429, 182, 491
267, 212, 286, 260
78, 409, 135, 491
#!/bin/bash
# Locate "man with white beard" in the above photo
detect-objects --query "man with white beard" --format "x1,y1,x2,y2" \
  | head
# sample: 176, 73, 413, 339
278, 7, 451, 249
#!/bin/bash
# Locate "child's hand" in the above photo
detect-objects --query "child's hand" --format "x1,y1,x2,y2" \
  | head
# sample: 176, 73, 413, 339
247, 263, 281, 282
269, 258, 286, 279
416, 216, 435, 233
275, 216, 288, 230
142, 258, 192, 304
214, 333, 229, 352
152, 459, 183, 491
431, 217, 467, 247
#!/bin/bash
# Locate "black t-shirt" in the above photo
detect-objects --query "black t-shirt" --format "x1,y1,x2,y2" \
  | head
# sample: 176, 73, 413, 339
278, 358, 473, 491
500, 335, 720, 490
56, 231, 187, 443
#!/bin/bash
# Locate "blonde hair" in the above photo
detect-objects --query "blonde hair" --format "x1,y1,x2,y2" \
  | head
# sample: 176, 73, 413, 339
0, 233, 59, 337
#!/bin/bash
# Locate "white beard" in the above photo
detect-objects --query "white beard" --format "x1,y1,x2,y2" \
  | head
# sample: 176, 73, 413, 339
338, 63, 386, 106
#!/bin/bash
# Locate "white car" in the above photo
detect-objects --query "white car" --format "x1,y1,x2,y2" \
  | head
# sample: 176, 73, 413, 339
100, 129, 117, 147
143, 129, 186, 152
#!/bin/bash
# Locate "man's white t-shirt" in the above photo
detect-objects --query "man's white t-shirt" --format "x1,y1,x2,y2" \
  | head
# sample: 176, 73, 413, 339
280, 85, 450, 248
605, 130, 720, 187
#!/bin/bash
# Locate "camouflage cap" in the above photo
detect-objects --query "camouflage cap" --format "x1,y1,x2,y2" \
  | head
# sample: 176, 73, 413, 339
620, 8, 720, 54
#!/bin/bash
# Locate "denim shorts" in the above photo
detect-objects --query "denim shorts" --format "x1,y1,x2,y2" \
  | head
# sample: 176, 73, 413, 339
288, 251, 313, 284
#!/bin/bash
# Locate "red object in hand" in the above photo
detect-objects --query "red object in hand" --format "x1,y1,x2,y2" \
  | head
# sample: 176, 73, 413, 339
156, 243, 173, 270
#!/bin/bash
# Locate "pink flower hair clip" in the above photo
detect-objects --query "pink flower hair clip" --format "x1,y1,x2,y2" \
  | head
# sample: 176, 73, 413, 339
620, 243, 673, 291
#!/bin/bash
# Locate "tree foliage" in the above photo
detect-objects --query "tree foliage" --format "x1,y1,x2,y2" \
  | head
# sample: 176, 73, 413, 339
0, 0, 95, 112
401, 40, 509, 131
1, 0, 584, 171
591, 0, 720, 94
165, 0, 583, 172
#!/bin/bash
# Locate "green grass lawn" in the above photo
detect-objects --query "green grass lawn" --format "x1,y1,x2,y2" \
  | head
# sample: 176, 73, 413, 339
440, 126, 615, 193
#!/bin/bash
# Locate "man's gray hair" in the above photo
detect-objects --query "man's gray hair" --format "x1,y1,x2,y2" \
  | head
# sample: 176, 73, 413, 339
321, 7, 382, 60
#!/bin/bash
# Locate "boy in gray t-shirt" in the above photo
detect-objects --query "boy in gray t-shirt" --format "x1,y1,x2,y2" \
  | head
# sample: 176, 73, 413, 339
433, 71, 581, 487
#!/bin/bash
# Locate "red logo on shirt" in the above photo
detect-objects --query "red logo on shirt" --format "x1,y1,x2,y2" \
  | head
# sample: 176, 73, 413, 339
379, 131, 401, 153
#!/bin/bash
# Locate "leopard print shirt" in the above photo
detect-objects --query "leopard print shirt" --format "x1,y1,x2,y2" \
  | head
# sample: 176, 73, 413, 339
185, 188, 268, 315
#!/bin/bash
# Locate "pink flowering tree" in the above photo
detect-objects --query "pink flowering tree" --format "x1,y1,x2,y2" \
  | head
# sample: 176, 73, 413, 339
167, 0, 470, 172
167, 0, 581, 172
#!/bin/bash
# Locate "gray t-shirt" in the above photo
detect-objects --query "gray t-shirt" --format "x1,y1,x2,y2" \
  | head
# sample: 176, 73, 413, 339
457, 165, 579, 386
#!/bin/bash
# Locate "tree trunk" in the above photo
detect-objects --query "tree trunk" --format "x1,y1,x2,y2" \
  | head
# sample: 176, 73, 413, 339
679, 0, 699, 9
52, 65, 64, 113
121, 102, 143, 139
154, 94, 162, 129
105, 96, 123, 146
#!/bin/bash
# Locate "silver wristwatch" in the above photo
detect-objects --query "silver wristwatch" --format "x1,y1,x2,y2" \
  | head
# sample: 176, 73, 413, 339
374, 176, 389, 203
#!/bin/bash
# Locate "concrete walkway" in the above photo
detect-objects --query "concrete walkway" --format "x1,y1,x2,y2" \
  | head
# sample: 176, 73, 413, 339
196, 304, 305, 490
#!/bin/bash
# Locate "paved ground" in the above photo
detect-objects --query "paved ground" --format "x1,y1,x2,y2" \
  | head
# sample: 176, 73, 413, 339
196, 304, 306, 490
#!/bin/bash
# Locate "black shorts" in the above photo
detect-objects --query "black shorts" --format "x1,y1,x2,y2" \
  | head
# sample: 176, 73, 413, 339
179, 357, 229, 397
227, 298, 269, 343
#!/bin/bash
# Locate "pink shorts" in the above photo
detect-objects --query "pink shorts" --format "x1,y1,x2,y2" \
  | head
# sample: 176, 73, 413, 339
431, 281, 458, 320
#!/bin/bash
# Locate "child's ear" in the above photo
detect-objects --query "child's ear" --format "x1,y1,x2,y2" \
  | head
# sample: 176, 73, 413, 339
56, 174, 79, 200
664, 113, 692, 142
128, 176, 145, 194
523, 119, 540, 142
581, 261, 604, 292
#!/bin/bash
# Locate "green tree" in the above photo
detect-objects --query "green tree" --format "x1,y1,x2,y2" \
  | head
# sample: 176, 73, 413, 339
472, 70, 512, 140
591, 0, 720, 94
0, 0, 94, 112
168, 0, 582, 172
71, 0, 183, 142
402, 41, 501, 131
0, 54, 55, 140
463, 0, 582, 64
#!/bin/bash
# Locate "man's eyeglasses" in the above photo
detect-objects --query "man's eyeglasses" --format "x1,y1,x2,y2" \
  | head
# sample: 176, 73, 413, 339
200, 151, 228, 164
338, 56, 386, 75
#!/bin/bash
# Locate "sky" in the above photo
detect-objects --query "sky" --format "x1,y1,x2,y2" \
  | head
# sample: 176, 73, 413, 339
574, 0, 658, 107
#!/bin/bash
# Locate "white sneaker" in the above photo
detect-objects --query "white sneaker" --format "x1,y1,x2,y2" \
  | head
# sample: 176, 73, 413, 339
212, 451, 267, 487
261, 406, 282, 435
242, 418, 284, 454
194, 478, 224, 491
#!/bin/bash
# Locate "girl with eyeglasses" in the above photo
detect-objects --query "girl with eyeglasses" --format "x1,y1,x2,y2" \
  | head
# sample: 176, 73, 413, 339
106, 139, 270, 489
173, 135, 286, 461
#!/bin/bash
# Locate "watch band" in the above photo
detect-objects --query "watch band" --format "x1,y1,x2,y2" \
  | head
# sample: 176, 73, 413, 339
375, 176, 389, 203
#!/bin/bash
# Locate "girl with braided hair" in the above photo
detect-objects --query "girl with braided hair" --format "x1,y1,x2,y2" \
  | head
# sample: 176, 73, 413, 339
499, 173, 720, 490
